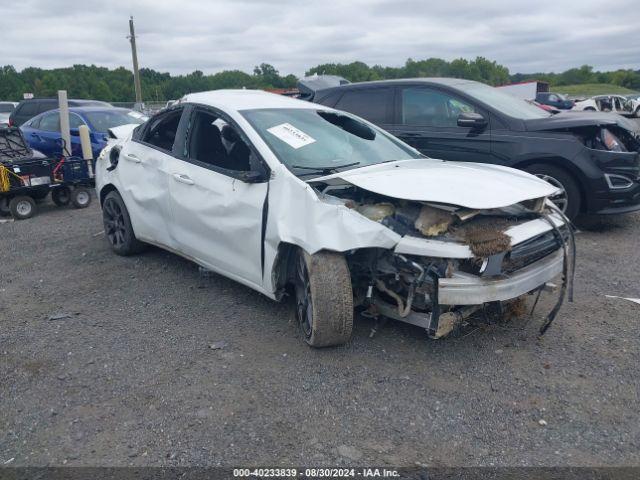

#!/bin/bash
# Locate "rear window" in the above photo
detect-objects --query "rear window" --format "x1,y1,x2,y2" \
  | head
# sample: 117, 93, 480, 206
37, 101, 57, 113
39, 113, 60, 131
18, 102, 38, 116
334, 88, 393, 124
0, 104, 14, 113
84, 110, 146, 132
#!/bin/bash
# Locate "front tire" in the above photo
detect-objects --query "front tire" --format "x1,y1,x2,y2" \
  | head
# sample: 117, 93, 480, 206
294, 249, 354, 347
9, 196, 36, 220
102, 190, 146, 256
524, 164, 581, 220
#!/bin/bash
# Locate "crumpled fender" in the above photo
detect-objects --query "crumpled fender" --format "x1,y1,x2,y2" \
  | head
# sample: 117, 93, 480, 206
261, 165, 401, 294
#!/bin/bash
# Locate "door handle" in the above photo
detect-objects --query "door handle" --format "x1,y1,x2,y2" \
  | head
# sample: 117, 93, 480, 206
124, 153, 141, 163
173, 173, 194, 185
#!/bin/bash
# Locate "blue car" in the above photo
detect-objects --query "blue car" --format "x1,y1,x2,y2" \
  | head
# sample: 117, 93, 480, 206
20, 107, 147, 158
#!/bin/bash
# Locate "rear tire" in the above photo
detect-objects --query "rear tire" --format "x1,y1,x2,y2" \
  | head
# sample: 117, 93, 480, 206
71, 187, 91, 208
9, 196, 36, 220
294, 249, 354, 347
102, 190, 146, 256
52, 187, 71, 207
524, 163, 581, 220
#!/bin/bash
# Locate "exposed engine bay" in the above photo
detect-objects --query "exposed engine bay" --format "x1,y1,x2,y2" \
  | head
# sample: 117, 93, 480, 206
315, 183, 575, 339
573, 125, 640, 153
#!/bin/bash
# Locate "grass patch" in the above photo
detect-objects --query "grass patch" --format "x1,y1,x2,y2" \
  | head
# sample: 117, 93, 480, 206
553, 83, 637, 96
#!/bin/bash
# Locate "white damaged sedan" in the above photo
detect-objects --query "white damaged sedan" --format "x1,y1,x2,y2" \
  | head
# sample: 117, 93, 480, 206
96, 90, 573, 347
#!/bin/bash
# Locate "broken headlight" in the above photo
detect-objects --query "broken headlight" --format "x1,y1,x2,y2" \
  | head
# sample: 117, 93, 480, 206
598, 128, 627, 152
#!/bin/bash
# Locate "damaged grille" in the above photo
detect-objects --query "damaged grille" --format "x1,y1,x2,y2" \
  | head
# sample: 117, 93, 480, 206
502, 231, 562, 274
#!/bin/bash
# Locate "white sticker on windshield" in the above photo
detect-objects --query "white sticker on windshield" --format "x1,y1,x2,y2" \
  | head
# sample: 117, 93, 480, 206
267, 123, 316, 149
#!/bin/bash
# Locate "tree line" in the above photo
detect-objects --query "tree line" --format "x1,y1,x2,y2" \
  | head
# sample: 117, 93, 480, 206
1, 58, 638, 103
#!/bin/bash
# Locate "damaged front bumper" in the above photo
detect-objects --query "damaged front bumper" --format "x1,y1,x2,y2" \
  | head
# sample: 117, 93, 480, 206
372, 249, 563, 334
361, 213, 572, 338
437, 249, 563, 305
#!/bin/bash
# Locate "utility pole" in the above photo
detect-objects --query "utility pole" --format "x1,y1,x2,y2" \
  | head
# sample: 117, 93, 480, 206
128, 16, 142, 105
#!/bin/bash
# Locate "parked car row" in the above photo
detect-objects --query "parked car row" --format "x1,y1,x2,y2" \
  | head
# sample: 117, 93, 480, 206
9, 98, 112, 127
0, 98, 147, 160
20, 107, 147, 158
534, 92, 640, 117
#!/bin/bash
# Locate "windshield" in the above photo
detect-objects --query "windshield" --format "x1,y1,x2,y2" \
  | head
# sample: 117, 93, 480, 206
242, 108, 422, 176
461, 82, 552, 119
84, 110, 147, 132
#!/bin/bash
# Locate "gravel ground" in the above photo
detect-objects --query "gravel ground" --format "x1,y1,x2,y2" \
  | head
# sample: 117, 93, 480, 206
1, 198, 639, 468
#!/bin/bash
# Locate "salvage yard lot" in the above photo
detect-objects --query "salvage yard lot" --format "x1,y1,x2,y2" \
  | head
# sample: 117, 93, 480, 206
1, 201, 639, 467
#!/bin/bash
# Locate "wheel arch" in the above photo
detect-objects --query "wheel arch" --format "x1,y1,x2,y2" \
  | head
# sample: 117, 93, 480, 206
99, 183, 119, 207
270, 241, 304, 300
512, 157, 587, 213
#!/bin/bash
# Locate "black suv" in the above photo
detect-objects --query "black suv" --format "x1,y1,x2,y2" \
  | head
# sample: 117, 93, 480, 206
9, 98, 111, 127
308, 77, 640, 220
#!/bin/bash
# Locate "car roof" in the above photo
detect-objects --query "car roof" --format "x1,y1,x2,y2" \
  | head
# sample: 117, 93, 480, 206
69, 106, 131, 113
35, 106, 131, 115
182, 89, 321, 112
18, 98, 107, 104
318, 77, 483, 91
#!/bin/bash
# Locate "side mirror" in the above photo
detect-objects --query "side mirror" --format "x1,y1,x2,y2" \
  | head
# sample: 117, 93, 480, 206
457, 112, 487, 129
239, 170, 267, 184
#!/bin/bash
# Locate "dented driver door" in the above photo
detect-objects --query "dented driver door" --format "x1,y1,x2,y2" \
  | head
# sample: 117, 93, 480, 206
166, 109, 268, 289
167, 162, 268, 288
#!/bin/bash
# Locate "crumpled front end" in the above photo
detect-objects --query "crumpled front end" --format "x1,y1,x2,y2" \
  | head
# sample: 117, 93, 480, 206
308, 182, 574, 339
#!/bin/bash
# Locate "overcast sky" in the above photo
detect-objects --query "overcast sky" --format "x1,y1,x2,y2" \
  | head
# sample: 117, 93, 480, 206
3, 0, 639, 76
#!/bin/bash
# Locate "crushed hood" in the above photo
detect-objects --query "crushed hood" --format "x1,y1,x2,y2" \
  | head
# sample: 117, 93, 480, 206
308, 159, 558, 210
525, 111, 639, 133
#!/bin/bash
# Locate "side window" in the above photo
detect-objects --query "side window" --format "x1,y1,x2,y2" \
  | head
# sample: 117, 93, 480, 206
333, 88, 392, 124
187, 110, 251, 172
26, 116, 41, 128
316, 91, 343, 108
142, 109, 182, 152
39, 113, 60, 132
401, 88, 476, 127
548, 94, 558, 102
69, 113, 86, 129
614, 97, 624, 110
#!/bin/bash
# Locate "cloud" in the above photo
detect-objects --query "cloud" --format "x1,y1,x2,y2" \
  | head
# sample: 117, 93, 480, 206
2, 0, 639, 76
